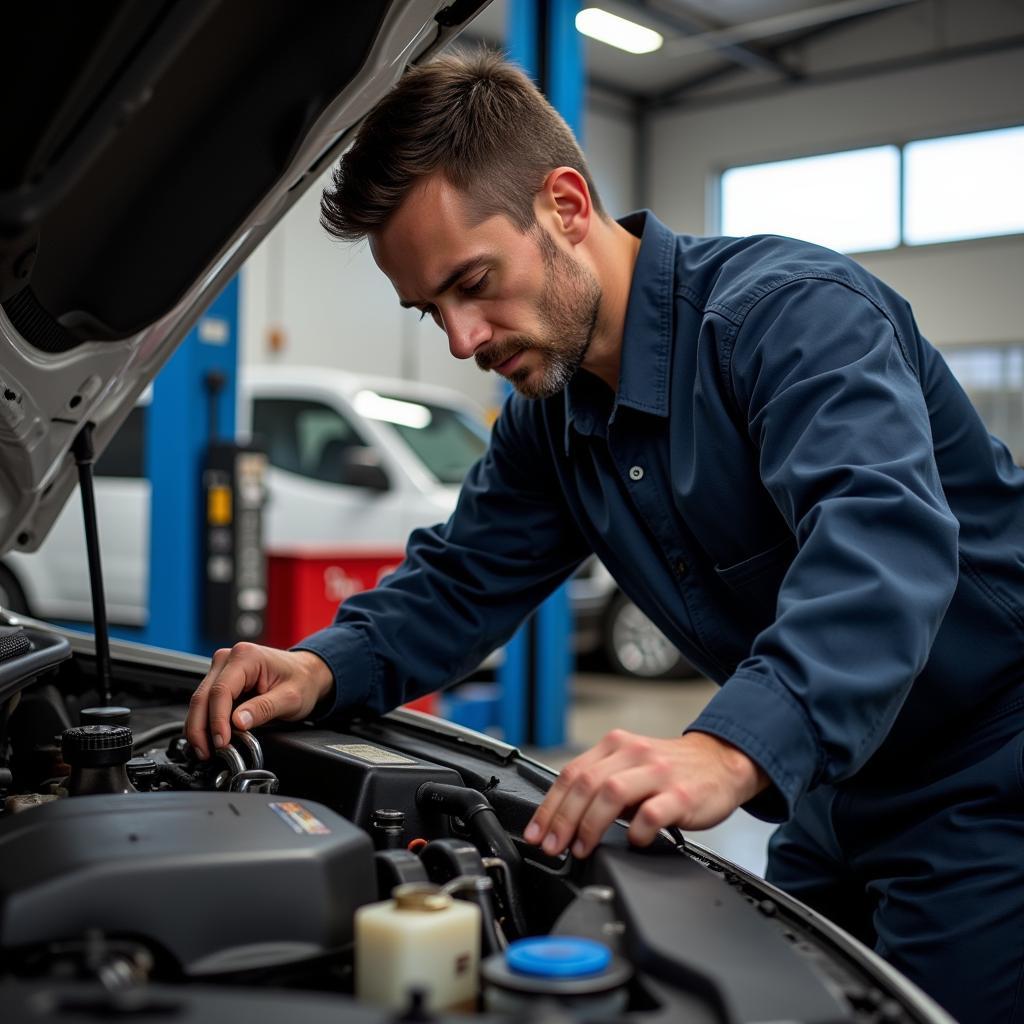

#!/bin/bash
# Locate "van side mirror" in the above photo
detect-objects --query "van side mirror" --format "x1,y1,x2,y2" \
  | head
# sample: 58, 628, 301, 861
339, 447, 389, 492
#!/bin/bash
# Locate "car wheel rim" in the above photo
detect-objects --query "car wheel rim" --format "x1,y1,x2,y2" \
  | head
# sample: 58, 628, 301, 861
611, 600, 682, 677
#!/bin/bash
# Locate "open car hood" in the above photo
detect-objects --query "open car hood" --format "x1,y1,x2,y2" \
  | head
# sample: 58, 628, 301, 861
0, 0, 488, 557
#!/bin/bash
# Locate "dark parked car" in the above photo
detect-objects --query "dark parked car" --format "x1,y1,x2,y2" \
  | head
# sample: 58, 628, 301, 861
571, 556, 698, 678
0, 4, 950, 1022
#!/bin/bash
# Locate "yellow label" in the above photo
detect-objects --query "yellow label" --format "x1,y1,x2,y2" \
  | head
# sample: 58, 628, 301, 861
207, 485, 232, 526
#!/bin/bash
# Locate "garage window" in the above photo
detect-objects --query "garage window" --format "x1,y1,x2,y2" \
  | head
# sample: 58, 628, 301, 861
720, 125, 1024, 253
943, 343, 1024, 462
903, 126, 1024, 245
720, 146, 901, 254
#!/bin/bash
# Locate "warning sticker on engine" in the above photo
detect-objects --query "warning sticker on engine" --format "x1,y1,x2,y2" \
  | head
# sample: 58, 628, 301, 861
327, 743, 416, 766
269, 801, 331, 835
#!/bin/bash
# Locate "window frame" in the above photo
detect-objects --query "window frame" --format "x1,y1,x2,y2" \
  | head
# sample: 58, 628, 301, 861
717, 122, 1024, 256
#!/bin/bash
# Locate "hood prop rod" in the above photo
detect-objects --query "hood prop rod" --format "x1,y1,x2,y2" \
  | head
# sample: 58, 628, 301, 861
71, 423, 113, 705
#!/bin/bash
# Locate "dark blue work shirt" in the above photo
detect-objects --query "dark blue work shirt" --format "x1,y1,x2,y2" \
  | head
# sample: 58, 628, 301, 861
298, 211, 1024, 821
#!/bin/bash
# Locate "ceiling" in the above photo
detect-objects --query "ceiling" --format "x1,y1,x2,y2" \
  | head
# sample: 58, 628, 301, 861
461, 0, 1024, 109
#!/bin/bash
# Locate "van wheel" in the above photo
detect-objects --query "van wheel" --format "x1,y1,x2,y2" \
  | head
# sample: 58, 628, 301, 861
0, 565, 29, 615
603, 592, 694, 679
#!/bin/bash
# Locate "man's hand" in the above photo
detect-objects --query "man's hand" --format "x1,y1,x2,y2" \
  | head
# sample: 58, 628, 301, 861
523, 729, 769, 858
185, 644, 334, 759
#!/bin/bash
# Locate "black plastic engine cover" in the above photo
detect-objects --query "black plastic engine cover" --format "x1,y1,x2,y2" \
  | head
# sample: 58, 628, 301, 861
0, 792, 374, 975
258, 728, 464, 841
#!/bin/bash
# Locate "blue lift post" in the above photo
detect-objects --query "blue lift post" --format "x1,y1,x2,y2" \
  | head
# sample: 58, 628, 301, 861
134, 279, 240, 655
496, 0, 583, 749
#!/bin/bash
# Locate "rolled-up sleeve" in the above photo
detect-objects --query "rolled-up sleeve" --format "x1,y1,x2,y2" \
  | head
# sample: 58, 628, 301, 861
687, 278, 960, 820
294, 396, 590, 718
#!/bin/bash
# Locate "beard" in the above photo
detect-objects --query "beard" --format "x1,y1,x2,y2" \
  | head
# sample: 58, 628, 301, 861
474, 229, 602, 400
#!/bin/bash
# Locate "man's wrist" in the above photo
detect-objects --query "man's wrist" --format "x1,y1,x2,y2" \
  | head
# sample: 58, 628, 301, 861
292, 649, 336, 702
685, 730, 770, 803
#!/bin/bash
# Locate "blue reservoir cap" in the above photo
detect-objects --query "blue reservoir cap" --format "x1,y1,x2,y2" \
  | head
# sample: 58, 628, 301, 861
506, 937, 611, 979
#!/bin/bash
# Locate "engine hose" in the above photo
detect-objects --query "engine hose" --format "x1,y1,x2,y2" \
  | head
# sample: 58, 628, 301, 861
416, 782, 528, 937
153, 762, 202, 790
132, 721, 186, 751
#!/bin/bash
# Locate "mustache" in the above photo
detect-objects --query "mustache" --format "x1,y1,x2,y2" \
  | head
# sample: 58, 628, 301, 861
475, 337, 533, 372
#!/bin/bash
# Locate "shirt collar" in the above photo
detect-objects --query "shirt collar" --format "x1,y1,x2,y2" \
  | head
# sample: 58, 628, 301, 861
563, 210, 676, 454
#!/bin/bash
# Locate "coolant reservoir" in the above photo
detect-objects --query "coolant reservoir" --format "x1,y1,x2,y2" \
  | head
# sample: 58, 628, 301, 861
481, 936, 632, 1018
355, 882, 481, 1011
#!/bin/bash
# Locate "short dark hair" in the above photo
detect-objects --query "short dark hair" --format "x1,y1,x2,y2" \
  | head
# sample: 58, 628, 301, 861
320, 50, 604, 241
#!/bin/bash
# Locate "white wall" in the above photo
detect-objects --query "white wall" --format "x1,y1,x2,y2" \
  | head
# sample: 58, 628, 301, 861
240, 102, 639, 410
585, 102, 638, 219
647, 46, 1024, 348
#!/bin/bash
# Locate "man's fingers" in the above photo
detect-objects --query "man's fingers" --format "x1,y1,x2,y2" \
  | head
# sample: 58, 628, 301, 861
185, 649, 231, 758
572, 762, 673, 858
629, 790, 685, 846
206, 653, 262, 750
232, 684, 301, 730
628, 783, 720, 846
185, 688, 211, 759
535, 748, 652, 856
524, 729, 643, 845
524, 745, 611, 846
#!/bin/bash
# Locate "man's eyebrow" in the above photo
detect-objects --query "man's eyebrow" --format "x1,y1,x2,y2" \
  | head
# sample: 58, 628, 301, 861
399, 256, 488, 309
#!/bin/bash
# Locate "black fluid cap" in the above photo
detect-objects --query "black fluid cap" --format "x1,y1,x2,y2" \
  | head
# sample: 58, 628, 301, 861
372, 808, 406, 828
80, 706, 131, 727
372, 808, 407, 851
0, 626, 31, 663
62, 725, 134, 768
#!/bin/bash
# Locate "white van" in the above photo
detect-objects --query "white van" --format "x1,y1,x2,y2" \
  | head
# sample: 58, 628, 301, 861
0, 367, 490, 626
1, 366, 687, 678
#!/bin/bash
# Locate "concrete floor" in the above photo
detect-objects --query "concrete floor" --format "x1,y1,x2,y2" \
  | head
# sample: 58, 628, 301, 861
525, 670, 778, 877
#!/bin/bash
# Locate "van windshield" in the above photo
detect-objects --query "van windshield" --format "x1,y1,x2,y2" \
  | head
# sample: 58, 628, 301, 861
355, 391, 490, 485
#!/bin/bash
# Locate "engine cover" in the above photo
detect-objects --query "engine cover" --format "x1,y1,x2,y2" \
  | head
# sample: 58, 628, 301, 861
0, 791, 374, 975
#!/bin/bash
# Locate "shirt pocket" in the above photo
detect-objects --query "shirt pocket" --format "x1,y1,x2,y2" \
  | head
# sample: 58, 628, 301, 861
713, 535, 796, 632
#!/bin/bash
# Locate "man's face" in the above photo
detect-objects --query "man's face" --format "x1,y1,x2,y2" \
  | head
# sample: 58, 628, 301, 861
370, 174, 602, 399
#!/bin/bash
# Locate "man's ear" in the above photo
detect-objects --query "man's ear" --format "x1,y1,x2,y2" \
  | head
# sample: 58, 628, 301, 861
536, 167, 592, 245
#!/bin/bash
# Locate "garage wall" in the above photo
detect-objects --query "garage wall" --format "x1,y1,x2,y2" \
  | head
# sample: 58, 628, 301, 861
240, 100, 638, 410
586, 99, 639, 219
647, 46, 1024, 348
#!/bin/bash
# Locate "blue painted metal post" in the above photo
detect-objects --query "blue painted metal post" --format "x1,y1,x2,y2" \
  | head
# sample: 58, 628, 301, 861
499, 0, 583, 749
494, 0, 537, 748
535, 0, 583, 749
140, 279, 240, 654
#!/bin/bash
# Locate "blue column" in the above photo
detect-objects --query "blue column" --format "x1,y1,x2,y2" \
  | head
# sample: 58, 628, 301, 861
134, 279, 240, 654
546, 0, 585, 139
497, 0, 583, 749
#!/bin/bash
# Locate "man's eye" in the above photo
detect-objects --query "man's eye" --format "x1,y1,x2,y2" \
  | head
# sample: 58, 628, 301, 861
418, 306, 435, 322
462, 271, 489, 296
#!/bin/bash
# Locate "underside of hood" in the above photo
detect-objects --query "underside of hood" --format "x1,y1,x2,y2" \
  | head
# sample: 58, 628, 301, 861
0, 0, 487, 556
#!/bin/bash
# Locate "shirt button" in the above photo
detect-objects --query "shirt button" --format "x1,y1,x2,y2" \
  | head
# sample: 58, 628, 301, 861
675, 560, 688, 578
629, 465, 644, 481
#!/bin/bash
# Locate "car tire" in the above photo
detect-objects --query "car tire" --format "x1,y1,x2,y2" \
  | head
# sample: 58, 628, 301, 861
603, 591, 695, 680
0, 564, 29, 615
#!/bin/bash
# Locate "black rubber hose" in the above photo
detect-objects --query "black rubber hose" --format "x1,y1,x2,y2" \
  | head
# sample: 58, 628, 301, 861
154, 762, 202, 790
417, 782, 523, 875
132, 721, 186, 751
416, 782, 528, 936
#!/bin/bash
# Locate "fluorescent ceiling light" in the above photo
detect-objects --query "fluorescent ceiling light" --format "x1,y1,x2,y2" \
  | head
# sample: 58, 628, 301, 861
575, 8, 663, 54
354, 390, 432, 430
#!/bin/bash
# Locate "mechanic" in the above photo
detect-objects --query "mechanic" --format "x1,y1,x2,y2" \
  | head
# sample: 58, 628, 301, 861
186, 53, 1024, 1022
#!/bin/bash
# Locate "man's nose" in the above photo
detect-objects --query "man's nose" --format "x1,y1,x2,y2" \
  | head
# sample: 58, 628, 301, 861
443, 307, 491, 360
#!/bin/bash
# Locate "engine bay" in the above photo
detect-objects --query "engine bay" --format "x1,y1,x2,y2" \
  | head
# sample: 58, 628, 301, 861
0, 621, 938, 1023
